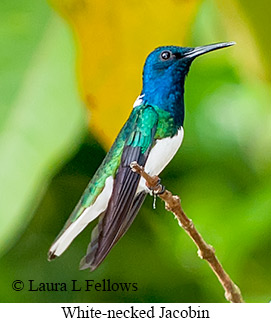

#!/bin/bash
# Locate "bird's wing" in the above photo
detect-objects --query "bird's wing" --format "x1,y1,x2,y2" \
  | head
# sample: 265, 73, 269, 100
79, 191, 147, 271
114, 191, 147, 244
48, 111, 137, 260
80, 105, 158, 270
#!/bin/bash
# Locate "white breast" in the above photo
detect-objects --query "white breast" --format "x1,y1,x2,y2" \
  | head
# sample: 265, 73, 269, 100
137, 127, 184, 193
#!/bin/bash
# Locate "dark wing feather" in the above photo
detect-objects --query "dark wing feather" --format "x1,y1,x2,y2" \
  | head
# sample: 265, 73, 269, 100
80, 105, 157, 271
79, 192, 146, 271
114, 191, 147, 243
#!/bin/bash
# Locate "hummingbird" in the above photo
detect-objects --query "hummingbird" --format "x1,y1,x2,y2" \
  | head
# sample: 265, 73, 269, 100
48, 41, 235, 271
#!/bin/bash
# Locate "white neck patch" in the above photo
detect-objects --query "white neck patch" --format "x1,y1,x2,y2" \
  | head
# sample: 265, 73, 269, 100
133, 94, 145, 108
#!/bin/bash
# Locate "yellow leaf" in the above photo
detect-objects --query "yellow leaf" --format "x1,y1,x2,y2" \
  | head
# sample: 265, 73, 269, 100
51, 0, 200, 148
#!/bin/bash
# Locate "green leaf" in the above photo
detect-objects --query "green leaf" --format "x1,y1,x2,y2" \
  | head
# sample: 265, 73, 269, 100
0, 0, 50, 129
0, 15, 87, 255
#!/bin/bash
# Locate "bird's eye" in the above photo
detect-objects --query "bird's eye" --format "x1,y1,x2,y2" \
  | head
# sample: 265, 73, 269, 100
160, 50, 172, 61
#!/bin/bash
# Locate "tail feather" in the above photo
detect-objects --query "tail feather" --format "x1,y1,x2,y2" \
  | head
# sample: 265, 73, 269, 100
48, 206, 98, 259
80, 192, 147, 271
48, 176, 114, 260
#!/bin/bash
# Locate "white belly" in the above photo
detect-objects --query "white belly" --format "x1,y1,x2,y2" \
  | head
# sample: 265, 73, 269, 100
137, 127, 184, 192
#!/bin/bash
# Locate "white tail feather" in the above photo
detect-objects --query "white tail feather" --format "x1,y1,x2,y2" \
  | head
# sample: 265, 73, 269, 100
49, 176, 114, 257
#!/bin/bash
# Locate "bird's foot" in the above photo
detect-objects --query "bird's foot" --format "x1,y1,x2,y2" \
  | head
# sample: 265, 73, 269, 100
147, 177, 165, 209
130, 161, 166, 209
147, 176, 165, 195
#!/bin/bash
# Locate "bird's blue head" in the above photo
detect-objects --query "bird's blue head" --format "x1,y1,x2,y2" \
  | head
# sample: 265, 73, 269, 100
141, 42, 235, 126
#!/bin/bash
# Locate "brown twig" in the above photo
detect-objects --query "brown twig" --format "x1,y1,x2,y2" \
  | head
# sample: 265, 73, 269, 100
130, 161, 244, 303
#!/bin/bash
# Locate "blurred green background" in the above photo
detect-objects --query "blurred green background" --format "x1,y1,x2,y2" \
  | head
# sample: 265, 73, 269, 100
0, 0, 271, 303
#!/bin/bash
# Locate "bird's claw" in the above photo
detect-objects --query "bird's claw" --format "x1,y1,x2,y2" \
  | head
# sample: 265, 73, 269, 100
147, 177, 164, 195
147, 177, 165, 209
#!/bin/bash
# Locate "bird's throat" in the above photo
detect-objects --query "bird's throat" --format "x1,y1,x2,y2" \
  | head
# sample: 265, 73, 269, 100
142, 75, 185, 127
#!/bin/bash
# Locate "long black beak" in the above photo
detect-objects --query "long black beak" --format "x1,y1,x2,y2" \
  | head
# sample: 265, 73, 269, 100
184, 41, 236, 59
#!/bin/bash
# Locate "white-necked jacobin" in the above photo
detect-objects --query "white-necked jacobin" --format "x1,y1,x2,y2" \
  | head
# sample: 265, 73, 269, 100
48, 41, 235, 271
